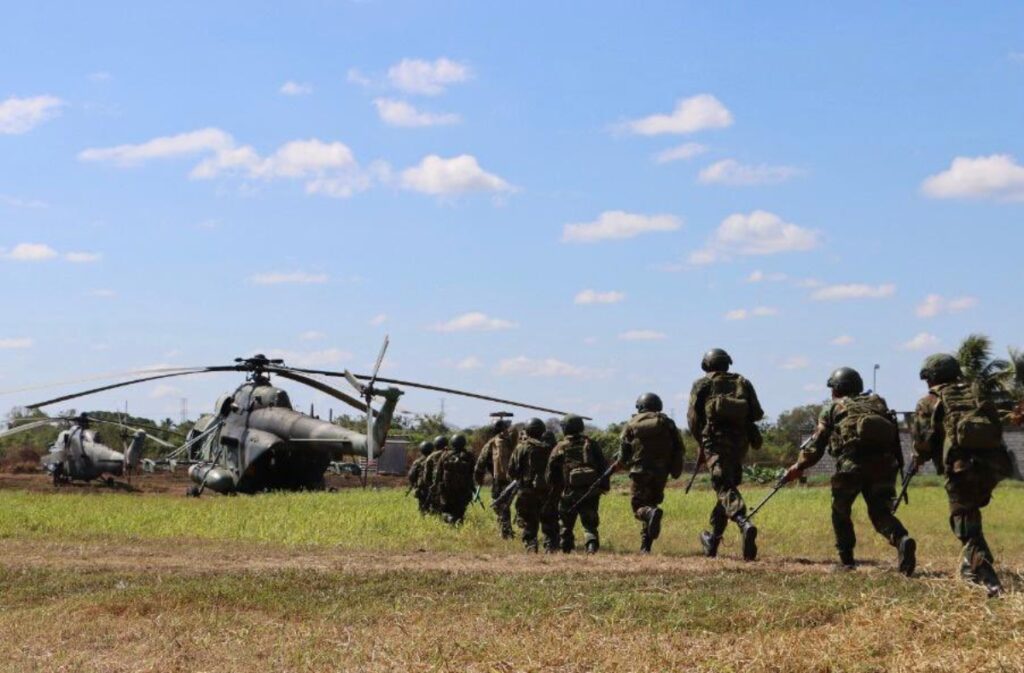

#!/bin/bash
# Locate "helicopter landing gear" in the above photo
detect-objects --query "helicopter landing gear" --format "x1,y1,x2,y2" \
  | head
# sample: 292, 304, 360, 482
105, 477, 116, 487
187, 486, 202, 498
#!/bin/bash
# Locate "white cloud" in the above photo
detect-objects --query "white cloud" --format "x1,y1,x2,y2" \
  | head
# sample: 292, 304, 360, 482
698, 159, 801, 186
280, 81, 313, 96
495, 356, 591, 378
780, 356, 810, 370
65, 251, 101, 263
574, 289, 625, 305
89, 289, 117, 298
387, 58, 471, 95
261, 348, 352, 368
0, 95, 64, 134
621, 94, 733, 136
248, 271, 328, 285
369, 313, 388, 326
373, 98, 460, 127
1010, 51, 1024, 64
921, 154, 1024, 201
916, 294, 978, 318
81, 129, 382, 200
811, 283, 896, 301
400, 154, 512, 196
347, 68, 372, 87
1, 243, 59, 261
299, 330, 326, 341
455, 356, 482, 370
690, 210, 818, 264
562, 210, 681, 243
725, 306, 778, 321
79, 128, 234, 165
0, 194, 48, 209
901, 332, 941, 351
746, 270, 787, 283
0, 337, 33, 349
653, 142, 708, 164
429, 312, 516, 333
831, 335, 855, 346
619, 330, 667, 341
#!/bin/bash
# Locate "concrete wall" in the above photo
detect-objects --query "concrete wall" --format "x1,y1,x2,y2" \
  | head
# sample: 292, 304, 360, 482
805, 428, 1024, 479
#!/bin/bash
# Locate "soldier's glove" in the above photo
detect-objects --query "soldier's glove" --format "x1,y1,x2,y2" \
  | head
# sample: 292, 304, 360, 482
782, 464, 803, 484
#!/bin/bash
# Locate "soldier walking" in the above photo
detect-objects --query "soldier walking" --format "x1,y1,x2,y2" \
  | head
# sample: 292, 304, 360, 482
912, 354, 1013, 596
687, 348, 764, 561
783, 368, 917, 574
432, 434, 477, 525
474, 416, 516, 539
620, 393, 685, 553
408, 440, 434, 514
546, 415, 609, 554
507, 418, 559, 552
421, 435, 449, 516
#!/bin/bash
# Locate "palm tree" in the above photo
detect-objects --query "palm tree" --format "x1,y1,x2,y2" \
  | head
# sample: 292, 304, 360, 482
956, 334, 1011, 400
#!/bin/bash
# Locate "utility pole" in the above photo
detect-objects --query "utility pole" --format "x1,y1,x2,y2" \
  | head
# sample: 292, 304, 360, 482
873, 364, 880, 392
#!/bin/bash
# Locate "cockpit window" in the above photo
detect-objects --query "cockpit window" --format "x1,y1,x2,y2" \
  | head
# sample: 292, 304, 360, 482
273, 391, 292, 409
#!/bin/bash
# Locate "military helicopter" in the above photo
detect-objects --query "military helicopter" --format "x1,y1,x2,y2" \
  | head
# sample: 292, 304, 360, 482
17, 338, 583, 496
0, 413, 177, 486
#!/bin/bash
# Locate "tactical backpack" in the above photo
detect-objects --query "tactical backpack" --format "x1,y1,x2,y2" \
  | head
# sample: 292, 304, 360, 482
704, 373, 751, 428
440, 451, 475, 492
625, 412, 676, 471
562, 437, 600, 488
831, 394, 899, 456
935, 383, 1003, 454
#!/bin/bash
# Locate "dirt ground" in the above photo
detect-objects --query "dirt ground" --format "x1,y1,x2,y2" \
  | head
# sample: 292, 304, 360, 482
0, 469, 407, 496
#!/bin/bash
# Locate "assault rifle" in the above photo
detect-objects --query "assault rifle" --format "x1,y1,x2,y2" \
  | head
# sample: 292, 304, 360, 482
567, 459, 620, 514
491, 480, 520, 511
684, 441, 707, 494
889, 410, 909, 507
892, 456, 918, 514
746, 434, 815, 521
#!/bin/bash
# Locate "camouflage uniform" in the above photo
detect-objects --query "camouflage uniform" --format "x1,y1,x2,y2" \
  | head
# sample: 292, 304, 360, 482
420, 450, 445, 514
687, 372, 764, 543
507, 435, 558, 552
620, 411, 685, 551
474, 429, 516, 538
796, 394, 912, 567
408, 453, 431, 514
912, 383, 1012, 587
546, 434, 608, 553
432, 446, 476, 524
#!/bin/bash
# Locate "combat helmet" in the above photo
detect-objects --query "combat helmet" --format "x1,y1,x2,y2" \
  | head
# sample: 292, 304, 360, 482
433, 435, 449, 450
919, 354, 963, 385
701, 348, 733, 372
827, 367, 864, 396
418, 440, 434, 456
451, 434, 468, 451
635, 393, 663, 413
524, 417, 546, 439
561, 414, 585, 436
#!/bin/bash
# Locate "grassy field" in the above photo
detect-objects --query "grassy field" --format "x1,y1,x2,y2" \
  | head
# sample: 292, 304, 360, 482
1, 481, 1022, 672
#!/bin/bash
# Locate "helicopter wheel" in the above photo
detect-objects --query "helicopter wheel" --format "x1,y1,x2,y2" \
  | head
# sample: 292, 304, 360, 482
186, 486, 201, 498
105, 477, 116, 487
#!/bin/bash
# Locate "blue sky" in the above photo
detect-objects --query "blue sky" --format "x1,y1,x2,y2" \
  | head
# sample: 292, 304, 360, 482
2, 1, 1023, 426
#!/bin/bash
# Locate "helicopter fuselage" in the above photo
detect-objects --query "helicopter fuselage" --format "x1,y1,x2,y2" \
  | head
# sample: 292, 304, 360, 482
42, 427, 127, 484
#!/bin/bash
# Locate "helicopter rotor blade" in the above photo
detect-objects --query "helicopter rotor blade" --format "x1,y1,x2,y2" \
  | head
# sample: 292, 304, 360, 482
81, 415, 186, 439
0, 367, 209, 398
285, 368, 589, 419
368, 336, 390, 390
25, 367, 239, 410
0, 419, 59, 440
268, 368, 371, 414
342, 370, 365, 395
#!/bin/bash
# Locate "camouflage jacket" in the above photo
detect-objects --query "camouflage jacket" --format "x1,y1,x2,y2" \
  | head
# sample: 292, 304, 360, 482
620, 411, 686, 478
911, 391, 941, 463
408, 454, 428, 488
911, 383, 1009, 477
507, 436, 552, 490
687, 372, 764, 448
797, 394, 898, 473
474, 431, 515, 485
422, 450, 444, 492
546, 434, 609, 496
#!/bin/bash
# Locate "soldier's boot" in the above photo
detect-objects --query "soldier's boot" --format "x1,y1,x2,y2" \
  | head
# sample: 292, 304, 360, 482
837, 548, 857, 571
561, 535, 575, 554
524, 538, 539, 554
585, 539, 599, 555
501, 523, 515, 540
646, 507, 663, 541
738, 518, 758, 562
962, 545, 1003, 597
896, 535, 917, 577
699, 531, 721, 558
640, 533, 652, 554
543, 537, 559, 554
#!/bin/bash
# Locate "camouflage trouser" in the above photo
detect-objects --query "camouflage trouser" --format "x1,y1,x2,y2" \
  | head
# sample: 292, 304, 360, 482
515, 486, 559, 550
708, 453, 747, 537
491, 480, 514, 535
438, 489, 472, 523
414, 486, 432, 514
831, 467, 907, 554
558, 491, 600, 552
630, 471, 668, 526
946, 459, 1006, 576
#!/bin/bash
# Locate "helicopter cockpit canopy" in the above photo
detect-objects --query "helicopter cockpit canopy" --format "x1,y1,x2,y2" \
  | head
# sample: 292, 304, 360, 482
250, 387, 292, 411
